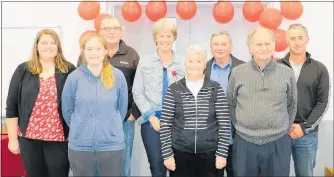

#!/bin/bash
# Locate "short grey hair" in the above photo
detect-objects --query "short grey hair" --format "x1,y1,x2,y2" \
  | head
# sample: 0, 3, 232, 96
185, 44, 207, 63
210, 30, 232, 44
247, 27, 275, 47
101, 16, 121, 28
287, 23, 309, 38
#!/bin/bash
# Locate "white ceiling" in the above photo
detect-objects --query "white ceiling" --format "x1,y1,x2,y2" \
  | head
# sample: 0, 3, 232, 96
110, 1, 273, 6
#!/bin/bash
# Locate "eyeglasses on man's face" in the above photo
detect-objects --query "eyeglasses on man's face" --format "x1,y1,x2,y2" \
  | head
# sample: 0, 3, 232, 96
101, 26, 121, 32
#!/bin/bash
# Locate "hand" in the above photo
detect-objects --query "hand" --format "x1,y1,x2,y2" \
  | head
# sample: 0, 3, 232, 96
127, 114, 136, 121
289, 123, 304, 139
216, 156, 227, 169
149, 115, 160, 132
164, 156, 176, 171
8, 139, 20, 155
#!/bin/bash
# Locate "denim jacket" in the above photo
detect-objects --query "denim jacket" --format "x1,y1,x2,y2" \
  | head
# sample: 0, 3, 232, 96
132, 51, 185, 124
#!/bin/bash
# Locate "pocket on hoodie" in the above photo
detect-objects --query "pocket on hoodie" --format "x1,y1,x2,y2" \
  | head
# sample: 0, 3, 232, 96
70, 119, 93, 147
198, 129, 218, 151
178, 129, 195, 152
97, 115, 124, 145
206, 130, 219, 144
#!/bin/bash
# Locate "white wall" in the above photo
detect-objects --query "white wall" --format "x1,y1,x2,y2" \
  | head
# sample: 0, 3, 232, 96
1, 1, 332, 119
1, 1, 108, 65
269, 2, 334, 175
1, 1, 333, 176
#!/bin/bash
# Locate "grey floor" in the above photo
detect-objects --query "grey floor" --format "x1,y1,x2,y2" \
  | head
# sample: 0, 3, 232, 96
68, 120, 333, 176
128, 120, 333, 177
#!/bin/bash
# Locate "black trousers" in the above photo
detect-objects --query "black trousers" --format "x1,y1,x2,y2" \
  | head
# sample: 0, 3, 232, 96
232, 134, 292, 177
169, 148, 223, 177
19, 137, 69, 177
220, 145, 234, 177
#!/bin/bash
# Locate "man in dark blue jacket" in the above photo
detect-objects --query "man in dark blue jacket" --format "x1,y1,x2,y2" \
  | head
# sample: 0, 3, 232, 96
205, 30, 245, 177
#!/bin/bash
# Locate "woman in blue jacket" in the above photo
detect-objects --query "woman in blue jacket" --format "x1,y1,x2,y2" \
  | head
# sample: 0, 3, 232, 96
61, 33, 128, 176
132, 18, 185, 177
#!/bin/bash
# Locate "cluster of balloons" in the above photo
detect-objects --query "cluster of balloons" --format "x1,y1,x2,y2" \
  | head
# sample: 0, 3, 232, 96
78, 1, 304, 52
121, 1, 195, 22
243, 1, 303, 52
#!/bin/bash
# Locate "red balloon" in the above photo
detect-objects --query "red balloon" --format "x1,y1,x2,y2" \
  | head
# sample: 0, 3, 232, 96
243, 1, 264, 22
79, 30, 97, 45
122, 1, 142, 22
176, 1, 197, 20
213, 1, 234, 24
78, 1, 100, 20
274, 29, 288, 52
94, 13, 112, 32
280, 1, 303, 20
259, 8, 282, 30
146, 1, 167, 22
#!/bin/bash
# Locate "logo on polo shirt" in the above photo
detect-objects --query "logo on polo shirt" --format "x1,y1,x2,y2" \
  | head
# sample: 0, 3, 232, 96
120, 61, 129, 65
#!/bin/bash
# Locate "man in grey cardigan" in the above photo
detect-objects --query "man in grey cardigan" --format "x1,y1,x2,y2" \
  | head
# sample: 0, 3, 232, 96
226, 27, 298, 177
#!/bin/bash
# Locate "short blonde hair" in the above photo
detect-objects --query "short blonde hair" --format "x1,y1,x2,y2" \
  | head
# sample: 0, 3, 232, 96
287, 23, 309, 38
152, 18, 177, 42
210, 30, 232, 44
247, 27, 275, 47
185, 44, 207, 63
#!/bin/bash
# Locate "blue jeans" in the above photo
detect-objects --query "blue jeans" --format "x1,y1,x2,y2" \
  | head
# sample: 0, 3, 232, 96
122, 120, 135, 176
141, 121, 167, 177
292, 131, 318, 177
95, 165, 98, 177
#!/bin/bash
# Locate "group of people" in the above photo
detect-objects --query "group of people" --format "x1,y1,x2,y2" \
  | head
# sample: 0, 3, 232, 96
5, 16, 329, 177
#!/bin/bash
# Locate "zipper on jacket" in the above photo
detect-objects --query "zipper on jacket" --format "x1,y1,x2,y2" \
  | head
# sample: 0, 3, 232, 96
195, 95, 198, 154
93, 110, 96, 150
256, 65, 265, 87
93, 82, 98, 150
297, 63, 307, 83
261, 72, 264, 86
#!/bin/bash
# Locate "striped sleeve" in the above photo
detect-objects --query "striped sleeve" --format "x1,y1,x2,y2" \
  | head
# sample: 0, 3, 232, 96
215, 85, 230, 158
160, 88, 176, 160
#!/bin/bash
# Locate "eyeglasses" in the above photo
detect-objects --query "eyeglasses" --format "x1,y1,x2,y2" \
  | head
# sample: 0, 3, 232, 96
101, 26, 121, 32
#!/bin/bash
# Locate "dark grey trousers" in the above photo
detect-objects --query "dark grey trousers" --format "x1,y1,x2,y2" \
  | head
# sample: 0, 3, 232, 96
232, 134, 292, 177
69, 148, 124, 176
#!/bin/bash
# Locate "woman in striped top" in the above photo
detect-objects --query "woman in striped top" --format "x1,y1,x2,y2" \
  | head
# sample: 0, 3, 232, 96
160, 45, 231, 177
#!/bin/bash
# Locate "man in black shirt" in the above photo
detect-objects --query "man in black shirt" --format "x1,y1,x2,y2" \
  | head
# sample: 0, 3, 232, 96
278, 23, 330, 177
